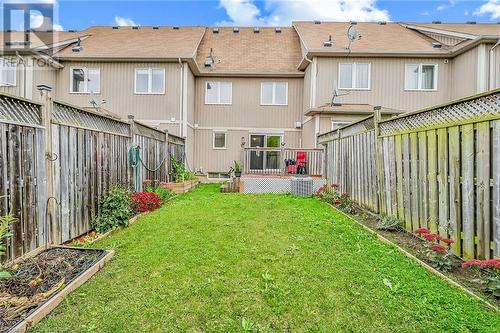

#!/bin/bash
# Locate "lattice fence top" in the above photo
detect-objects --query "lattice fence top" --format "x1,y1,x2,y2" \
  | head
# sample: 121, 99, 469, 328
53, 101, 130, 136
0, 93, 42, 126
133, 121, 166, 142
379, 91, 500, 136
318, 115, 375, 143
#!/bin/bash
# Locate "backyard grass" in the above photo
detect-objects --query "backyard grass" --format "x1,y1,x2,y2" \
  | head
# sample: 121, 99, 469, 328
33, 185, 499, 332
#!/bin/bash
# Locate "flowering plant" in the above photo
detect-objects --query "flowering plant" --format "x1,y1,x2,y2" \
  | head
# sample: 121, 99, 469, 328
415, 228, 454, 272
132, 192, 162, 213
462, 258, 500, 297
316, 183, 354, 214
71, 231, 100, 247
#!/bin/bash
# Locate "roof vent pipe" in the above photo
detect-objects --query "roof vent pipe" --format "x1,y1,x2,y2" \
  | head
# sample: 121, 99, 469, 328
378, 21, 386, 25
275, 27, 281, 33
314, 20, 321, 24
466, 21, 476, 24
432, 42, 442, 48
253, 27, 260, 33
432, 21, 442, 24
233, 27, 239, 33
213, 27, 219, 33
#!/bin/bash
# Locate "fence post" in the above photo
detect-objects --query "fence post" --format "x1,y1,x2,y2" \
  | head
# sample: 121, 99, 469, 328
165, 129, 170, 182
127, 115, 140, 192
373, 106, 383, 214
37, 84, 55, 246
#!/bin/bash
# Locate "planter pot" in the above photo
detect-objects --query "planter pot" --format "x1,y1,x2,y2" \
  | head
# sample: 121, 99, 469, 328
234, 171, 242, 178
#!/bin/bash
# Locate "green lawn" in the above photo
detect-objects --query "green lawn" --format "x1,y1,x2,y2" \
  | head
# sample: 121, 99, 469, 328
33, 185, 499, 332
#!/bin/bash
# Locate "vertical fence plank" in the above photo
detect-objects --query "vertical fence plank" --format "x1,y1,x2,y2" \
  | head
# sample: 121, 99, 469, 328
461, 124, 475, 259
476, 122, 490, 259
427, 130, 438, 233
448, 126, 461, 255
437, 128, 449, 236
402, 134, 411, 230
410, 132, 419, 231
492, 120, 500, 257
394, 135, 404, 220
418, 131, 428, 229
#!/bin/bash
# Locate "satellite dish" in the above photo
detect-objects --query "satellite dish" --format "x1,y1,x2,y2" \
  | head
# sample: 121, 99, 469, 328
347, 24, 358, 41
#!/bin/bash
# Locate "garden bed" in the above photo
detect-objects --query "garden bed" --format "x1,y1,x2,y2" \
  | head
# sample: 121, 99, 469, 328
0, 246, 113, 333
346, 205, 500, 309
162, 180, 199, 194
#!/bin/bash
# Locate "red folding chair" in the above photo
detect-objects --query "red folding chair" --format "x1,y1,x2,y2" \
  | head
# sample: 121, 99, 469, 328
296, 151, 307, 174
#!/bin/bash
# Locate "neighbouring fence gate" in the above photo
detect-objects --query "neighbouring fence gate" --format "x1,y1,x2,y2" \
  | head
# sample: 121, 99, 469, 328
319, 89, 500, 260
0, 90, 185, 260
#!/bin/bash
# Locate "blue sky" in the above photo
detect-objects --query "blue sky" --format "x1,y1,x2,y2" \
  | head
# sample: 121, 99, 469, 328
4, 0, 500, 30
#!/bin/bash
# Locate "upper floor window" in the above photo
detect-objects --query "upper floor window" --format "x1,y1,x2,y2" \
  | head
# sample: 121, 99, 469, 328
205, 81, 232, 105
261, 82, 288, 105
331, 121, 351, 131
135, 68, 165, 94
71, 67, 100, 93
338, 63, 370, 90
405, 64, 437, 91
0, 58, 16, 86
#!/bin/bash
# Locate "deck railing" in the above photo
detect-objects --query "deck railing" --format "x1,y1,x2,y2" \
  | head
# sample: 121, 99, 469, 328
242, 147, 323, 176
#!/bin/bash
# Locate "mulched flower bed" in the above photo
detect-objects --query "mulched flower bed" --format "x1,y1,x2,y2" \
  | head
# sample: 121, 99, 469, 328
349, 207, 500, 308
0, 247, 105, 332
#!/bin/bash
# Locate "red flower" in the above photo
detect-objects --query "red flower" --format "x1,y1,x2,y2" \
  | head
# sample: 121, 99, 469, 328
440, 237, 454, 244
415, 228, 430, 234
423, 233, 438, 241
331, 183, 339, 188
431, 243, 447, 255
131, 192, 162, 212
462, 259, 482, 269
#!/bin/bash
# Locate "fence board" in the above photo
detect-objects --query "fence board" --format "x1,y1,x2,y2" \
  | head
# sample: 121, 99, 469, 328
461, 124, 475, 259
476, 122, 490, 259
492, 120, 500, 257
427, 130, 438, 233
448, 126, 461, 255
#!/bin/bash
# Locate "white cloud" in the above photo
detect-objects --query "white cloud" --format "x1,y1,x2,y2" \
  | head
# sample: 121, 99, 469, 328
218, 0, 390, 26
474, 0, 500, 20
114, 16, 139, 27
436, 0, 456, 12
30, 11, 63, 31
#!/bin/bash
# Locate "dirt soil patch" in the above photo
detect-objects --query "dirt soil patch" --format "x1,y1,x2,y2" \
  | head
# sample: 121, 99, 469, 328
0, 247, 105, 332
351, 206, 500, 308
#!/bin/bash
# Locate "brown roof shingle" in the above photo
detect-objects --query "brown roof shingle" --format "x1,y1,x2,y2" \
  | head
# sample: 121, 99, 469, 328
195, 27, 302, 74
54, 26, 206, 59
293, 21, 452, 55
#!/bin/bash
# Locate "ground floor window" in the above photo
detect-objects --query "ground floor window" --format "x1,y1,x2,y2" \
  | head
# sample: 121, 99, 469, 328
213, 131, 227, 149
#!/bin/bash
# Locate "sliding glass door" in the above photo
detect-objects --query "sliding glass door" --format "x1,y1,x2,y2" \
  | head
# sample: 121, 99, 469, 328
249, 134, 282, 171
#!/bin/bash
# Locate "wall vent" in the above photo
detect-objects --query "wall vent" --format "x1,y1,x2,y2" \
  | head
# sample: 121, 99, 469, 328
323, 35, 333, 47
432, 42, 442, 49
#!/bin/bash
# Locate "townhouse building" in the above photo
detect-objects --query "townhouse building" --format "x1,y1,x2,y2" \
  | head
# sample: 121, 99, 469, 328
1, 22, 499, 176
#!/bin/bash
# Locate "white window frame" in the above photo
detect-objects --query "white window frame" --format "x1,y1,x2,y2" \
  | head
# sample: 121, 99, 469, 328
213, 131, 227, 150
205, 81, 232, 105
338, 63, 371, 90
70, 67, 100, 94
331, 121, 351, 131
404, 63, 438, 91
260, 82, 288, 106
0, 58, 17, 87
134, 68, 165, 95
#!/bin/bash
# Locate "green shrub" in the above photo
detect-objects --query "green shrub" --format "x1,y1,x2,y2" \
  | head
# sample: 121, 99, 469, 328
170, 158, 197, 183
0, 210, 15, 278
93, 186, 132, 233
376, 215, 402, 231
145, 184, 173, 202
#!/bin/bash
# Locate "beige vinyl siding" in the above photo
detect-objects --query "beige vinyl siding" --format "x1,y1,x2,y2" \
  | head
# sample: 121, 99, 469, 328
185, 68, 196, 167
451, 46, 478, 99
55, 61, 181, 127
31, 59, 57, 102
303, 65, 311, 112
421, 32, 465, 46
195, 77, 303, 129
315, 57, 452, 112
494, 45, 500, 89
301, 117, 316, 148
194, 128, 301, 173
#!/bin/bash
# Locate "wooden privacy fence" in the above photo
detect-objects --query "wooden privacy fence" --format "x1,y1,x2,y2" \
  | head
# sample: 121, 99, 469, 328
0, 89, 185, 260
319, 90, 500, 260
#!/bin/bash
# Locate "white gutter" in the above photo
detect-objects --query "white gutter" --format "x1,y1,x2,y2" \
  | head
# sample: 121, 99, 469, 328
489, 39, 500, 90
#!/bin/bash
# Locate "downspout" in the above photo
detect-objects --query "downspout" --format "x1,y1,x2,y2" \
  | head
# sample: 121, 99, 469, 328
178, 57, 183, 136
489, 39, 500, 90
